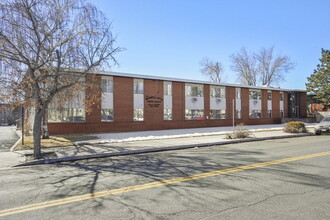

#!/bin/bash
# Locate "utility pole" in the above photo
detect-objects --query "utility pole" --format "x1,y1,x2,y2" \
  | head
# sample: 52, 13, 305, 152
232, 98, 235, 130
21, 105, 24, 145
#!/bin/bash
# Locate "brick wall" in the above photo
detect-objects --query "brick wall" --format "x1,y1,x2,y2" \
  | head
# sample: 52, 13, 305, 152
226, 87, 234, 121
172, 82, 184, 121
144, 79, 163, 129
241, 88, 249, 121
261, 90, 268, 119
114, 77, 133, 122
48, 76, 304, 134
272, 91, 280, 118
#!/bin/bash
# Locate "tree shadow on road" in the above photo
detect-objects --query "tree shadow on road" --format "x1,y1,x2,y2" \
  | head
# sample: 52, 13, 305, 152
44, 146, 330, 219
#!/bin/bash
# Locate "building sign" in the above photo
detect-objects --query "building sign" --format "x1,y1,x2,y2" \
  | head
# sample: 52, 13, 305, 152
146, 96, 163, 108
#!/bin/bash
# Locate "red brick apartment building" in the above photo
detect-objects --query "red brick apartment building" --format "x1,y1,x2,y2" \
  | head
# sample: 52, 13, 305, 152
47, 72, 307, 134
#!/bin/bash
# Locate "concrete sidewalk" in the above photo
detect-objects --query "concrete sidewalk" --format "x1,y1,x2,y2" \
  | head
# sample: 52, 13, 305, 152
0, 152, 26, 169
0, 126, 23, 170
0, 126, 20, 152
74, 123, 317, 144
11, 128, 313, 167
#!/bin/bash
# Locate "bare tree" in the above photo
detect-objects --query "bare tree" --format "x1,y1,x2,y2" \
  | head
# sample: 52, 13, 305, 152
0, 0, 121, 158
230, 48, 258, 86
256, 47, 294, 86
200, 57, 224, 83
230, 47, 294, 87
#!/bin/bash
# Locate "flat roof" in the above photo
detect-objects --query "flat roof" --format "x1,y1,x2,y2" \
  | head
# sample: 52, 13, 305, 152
99, 70, 306, 92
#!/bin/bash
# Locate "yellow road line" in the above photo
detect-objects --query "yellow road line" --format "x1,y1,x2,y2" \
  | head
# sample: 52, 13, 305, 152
1, 151, 330, 217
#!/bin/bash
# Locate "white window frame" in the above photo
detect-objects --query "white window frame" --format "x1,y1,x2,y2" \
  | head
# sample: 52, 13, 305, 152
101, 76, 114, 122
133, 79, 144, 121
185, 83, 203, 97
164, 81, 172, 120
210, 86, 226, 98
134, 79, 144, 94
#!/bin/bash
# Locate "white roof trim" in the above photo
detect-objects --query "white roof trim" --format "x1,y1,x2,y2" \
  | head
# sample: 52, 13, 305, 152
97, 70, 306, 92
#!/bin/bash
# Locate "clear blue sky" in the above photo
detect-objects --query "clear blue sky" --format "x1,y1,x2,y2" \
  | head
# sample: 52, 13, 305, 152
93, 0, 330, 90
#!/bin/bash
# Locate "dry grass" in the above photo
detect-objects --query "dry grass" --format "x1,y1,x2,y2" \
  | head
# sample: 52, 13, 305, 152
226, 123, 254, 139
57, 134, 99, 142
15, 136, 74, 151
14, 134, 99, 151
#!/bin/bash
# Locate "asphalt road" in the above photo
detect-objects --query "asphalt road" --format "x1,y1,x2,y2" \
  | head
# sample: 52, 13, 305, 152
0, 136, 329, 219
0, 126, 19, 152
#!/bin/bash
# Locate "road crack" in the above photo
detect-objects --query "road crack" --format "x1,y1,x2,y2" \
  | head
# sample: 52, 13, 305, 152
202, 187, 329, 219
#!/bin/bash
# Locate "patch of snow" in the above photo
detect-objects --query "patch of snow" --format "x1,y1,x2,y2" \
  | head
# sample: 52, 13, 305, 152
74, 123, 316, 145
74, 125, 289, 145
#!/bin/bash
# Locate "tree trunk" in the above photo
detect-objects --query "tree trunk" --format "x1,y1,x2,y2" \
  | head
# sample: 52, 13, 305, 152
33, 109, 44, 159
42, 107, 49, 139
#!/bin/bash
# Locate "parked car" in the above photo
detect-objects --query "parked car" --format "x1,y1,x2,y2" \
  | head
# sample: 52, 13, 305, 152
101, 115, 113, 121
314, 116, 330, 135
67, 116, 85, 122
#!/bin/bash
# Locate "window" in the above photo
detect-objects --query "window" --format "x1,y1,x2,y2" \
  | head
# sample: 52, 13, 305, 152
185, 84, 204, 120
236, 88, 241, 99
267, 91, 272, 100
210, 86, 225, 98
134, 79, 144, 94
235, 88, 241, 119
0, 106, 12, 124
65, 109, 85, 122
58, 110, 84, 122
280, 92, 284, 101
185, 84, 203, 97
164, 109, 172, 120
249, 90, 261, 100
101, 109, 113, 121
101, 78, 113, 93
249, 110, 261, 119
134, 109, 144, 121
134, 79, 144, 121
185, 109, 204, 120
280, 110, 284, 118
164, 82, 172, 96
48, 91, 85, 123
101, 76, 114, 122
236, 110, 241, 119
164, 82, 172, 120
210, 110, 226, 119
268, 110, 272, 118
323, 117, 330, 122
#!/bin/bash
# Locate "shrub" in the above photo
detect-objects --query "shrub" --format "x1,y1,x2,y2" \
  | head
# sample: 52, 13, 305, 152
284, 121, 307, 133
226, 123, 253, 139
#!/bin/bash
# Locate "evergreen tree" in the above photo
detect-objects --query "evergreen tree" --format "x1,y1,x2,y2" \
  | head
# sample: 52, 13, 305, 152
306, 49, 330, 110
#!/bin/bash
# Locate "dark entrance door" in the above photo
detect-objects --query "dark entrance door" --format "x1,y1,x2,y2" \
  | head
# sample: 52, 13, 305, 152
288, 92, 300, 118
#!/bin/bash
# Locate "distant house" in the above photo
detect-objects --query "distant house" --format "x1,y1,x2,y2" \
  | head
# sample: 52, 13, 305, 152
0, 103, 17, 125
45, 71, 307, 135
0, 88, 19, 125
307, 94, 330, 113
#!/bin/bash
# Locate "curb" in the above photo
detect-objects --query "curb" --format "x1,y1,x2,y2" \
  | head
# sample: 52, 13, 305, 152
15, 132, 313, 167
10, 128, 22, 152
